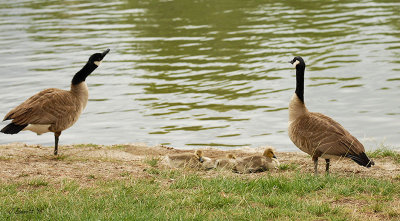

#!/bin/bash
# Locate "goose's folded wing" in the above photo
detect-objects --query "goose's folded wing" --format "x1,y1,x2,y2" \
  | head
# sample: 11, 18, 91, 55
4, 88, 79, 125
293, 112, 365, 156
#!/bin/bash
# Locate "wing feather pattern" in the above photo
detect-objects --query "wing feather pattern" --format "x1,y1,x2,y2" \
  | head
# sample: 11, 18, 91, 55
289, 112, 365, 157
3, 88, 82, 132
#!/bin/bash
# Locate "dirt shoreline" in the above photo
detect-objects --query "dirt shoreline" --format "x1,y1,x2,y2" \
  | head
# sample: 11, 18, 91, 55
0, 143, 399, 184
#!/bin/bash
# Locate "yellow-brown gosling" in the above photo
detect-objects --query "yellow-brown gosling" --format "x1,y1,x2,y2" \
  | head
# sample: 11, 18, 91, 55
215, 153, 237, 170
201, 156, 216, 170
288, 56, 374, 175
1, 49, 110, 155
233, 148, 279, 174
164, 150, 208, 169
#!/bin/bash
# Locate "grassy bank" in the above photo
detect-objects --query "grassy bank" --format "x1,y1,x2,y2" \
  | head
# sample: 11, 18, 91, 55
0, 143, 399, 220
1, 171, 399, 220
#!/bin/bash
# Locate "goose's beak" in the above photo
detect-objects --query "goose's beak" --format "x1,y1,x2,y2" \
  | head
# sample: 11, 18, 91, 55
273, 155, 277, 159
199, 157, 204, 163
101, 48, 110, 59
289, 60, 294, 64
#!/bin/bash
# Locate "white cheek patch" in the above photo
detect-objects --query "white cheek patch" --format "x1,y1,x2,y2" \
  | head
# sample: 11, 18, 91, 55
94, 61, 102, 66
292, 60, 300, 68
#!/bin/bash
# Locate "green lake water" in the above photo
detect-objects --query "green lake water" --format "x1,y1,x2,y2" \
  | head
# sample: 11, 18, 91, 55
0, 0, 399, 150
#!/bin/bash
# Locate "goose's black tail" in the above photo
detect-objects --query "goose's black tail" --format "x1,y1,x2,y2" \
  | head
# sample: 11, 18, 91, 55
1, 123, 27, 134
346, 152, 375, 168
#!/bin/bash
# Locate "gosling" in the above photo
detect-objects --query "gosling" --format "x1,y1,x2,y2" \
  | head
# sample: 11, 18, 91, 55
233, 148, 280, 174
164, 150, 213, 169
215, 153, 237, 170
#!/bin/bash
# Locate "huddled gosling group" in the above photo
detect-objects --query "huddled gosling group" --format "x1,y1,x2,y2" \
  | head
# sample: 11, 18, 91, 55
162, 147, 280, 174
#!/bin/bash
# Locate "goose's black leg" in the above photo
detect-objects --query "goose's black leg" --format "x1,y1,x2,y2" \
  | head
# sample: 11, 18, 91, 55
312, 156, 318, 175
325, 159, 330, 175
54, 131, 61, 155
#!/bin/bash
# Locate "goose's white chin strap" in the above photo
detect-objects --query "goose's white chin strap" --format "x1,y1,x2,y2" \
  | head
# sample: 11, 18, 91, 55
292, 60, 300, 68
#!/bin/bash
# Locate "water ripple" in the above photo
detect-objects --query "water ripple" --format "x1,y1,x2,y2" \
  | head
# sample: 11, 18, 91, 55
0, 0, 399, 149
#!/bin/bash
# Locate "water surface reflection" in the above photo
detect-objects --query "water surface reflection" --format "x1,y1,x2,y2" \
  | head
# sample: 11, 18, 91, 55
0, 0, 399, 150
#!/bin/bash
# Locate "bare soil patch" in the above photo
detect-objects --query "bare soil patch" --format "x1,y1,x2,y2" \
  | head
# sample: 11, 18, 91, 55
0, 143, 399, 185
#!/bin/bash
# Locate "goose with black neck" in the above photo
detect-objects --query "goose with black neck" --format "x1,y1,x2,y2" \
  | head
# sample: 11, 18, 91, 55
1, 48, 110, 155
288, 56, 374, 175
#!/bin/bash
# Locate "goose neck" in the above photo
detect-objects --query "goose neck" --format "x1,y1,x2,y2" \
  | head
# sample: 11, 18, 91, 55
289, 93, 308, 122
70, 82, 88, 95
295, 67, 305, 103
71, 62, 97, 85
70, 82, 89, 109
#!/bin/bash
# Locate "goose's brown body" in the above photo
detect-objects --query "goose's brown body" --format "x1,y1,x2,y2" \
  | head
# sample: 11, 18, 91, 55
288, 94, 365, 159
3, 83, 88, 134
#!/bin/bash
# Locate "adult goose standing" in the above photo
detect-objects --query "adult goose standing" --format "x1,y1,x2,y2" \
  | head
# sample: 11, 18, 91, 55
1, 49, 110, 155
288, 56, 374, 175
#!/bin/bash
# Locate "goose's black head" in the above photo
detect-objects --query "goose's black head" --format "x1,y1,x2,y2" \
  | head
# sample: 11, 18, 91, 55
289, 56, 306, 71
88, 48, 110, 67
72, 48, 110, 85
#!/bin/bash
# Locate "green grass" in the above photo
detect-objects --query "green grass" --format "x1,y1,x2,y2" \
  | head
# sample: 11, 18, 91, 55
74, 143, 100, 148
1, 173, 399, 220
108, 144, 128, 149
277, 163, 298, 171
367, 145, 400, 163
87, 174, 96, 180
120, 171, 131, 177
0, 156, 12, 161
144, 157, 160, 167
27, 178, 48, 187
52, 154, 69, 161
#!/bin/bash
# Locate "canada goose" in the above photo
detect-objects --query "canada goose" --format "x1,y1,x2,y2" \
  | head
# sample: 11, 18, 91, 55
288, 56, 374, 175
164, 150, 206, 169
215, 153, 237, 170
233, 148, 279, 173
1, 49, 110, 155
